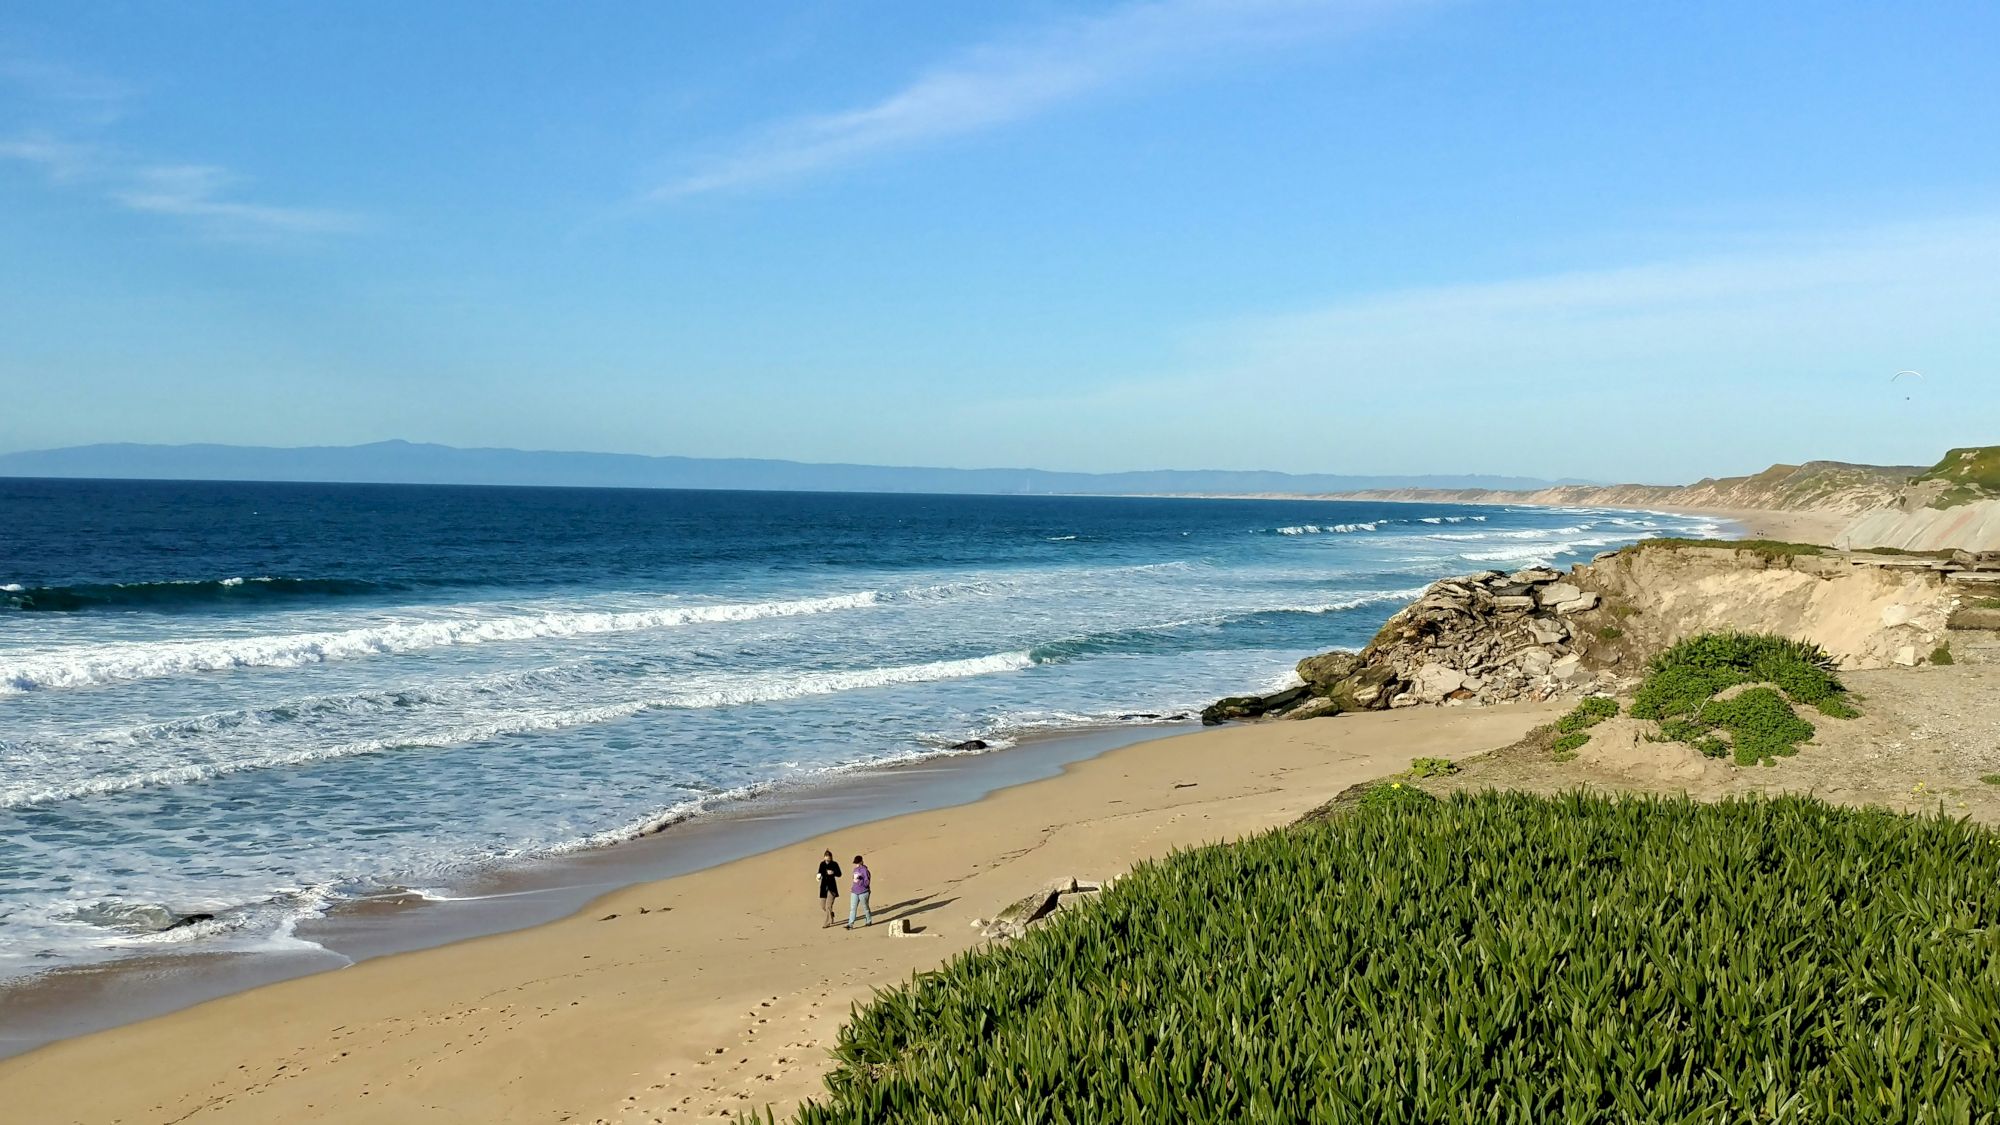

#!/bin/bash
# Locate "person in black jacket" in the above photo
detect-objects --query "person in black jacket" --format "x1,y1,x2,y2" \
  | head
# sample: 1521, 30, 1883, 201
816, 850, 843, 928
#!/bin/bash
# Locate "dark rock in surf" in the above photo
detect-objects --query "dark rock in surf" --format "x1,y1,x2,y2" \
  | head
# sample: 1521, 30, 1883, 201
949, 739, 989, 751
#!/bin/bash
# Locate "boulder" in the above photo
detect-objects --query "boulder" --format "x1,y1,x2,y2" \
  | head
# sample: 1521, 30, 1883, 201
949, 739, 989, 751
1320, 662, 1402, 711
1526, 618, 1567, 645
1412, 662, 1466, 702
1515, 648, 1554, 676
1550, 653, 1584, 681
1511, 567, 1563, 584
1537, 582, 1584, 607
1200, 684, 1308, 724
1283, 695, 1345, 721
1296, 651, 1362, 691
1493, 595, 1537, 610
1553, 592, 1600, 614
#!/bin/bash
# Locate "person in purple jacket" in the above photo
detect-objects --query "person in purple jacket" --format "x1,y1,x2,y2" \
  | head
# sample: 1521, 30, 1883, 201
846, 855, 873, 929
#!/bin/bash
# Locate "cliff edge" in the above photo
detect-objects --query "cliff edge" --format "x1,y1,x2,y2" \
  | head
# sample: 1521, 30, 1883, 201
1209, 540, 1985, 723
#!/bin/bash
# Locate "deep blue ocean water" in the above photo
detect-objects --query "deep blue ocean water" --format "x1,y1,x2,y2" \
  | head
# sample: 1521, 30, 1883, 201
0, 479, 1720, 977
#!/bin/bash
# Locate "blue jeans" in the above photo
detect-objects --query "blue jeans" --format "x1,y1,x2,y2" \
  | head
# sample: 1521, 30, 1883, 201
848, 891, 872, 927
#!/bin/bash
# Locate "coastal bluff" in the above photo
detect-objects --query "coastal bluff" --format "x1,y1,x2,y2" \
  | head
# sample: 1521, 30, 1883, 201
1322, 446, 2000, 555
1206, 540, 1979, 723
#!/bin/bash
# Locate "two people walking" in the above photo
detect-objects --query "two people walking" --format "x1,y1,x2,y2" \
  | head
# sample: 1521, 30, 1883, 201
816, 849, 872, 929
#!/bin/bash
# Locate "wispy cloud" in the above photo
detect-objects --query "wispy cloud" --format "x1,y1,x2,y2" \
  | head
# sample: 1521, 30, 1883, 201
948, 214, 2000, 478
0, 55, 132, 122
654, 0, 1410, 199
0, 55, 359, 240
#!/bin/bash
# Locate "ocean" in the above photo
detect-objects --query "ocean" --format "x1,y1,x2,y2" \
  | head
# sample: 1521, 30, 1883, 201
0, 479, 1719, 982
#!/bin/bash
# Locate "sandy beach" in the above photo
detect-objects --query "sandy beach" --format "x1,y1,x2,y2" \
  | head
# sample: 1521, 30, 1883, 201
0, 703, 1557, 1124
1640, 506, 1850, 547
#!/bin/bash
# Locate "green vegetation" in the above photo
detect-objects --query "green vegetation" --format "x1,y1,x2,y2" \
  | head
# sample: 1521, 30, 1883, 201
1630, 633, 1851, 766
1983, 775, 2000, 787
1628, 537, 1824, 562
1357, 779, 1436, 812
1970, 597, 2000, 611
1595, 625, 1624, 640
1405, 756, 1457, 779
1916, 446, 2000, 509
1549, 731, 1589, 758
1556, 695, 1619, 731
1931, 643, 1956, 666
777, 791, 2000, 1123
1549, 696, 1618, 760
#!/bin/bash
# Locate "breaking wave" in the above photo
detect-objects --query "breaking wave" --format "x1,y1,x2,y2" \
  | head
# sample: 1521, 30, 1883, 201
2, 651, 1037, 809
0, 591, 881, 694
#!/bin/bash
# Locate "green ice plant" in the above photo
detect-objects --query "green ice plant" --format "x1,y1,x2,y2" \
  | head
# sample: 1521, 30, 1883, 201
1631, 633, 1852, 765
766, 790, 2000, 1124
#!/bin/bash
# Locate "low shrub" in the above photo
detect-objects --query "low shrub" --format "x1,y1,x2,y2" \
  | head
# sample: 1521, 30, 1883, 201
1595, 625, 1624, 640
778, 792, 2000, 1123
1699, 687, 1817, 765
1406, 756, 1457, 778
1550, 731, 1589, 759
1983, 775, 2000, 786
1629, 633, 1852, 767
1555, 695, 1618, 733
1548, 697, 1617, 760
1932, 643, 1956, 666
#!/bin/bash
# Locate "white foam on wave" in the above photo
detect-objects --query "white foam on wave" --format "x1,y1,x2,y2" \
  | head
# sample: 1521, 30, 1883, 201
0, 591, 881, 694
1276, 521, 1385, 536
2, 651, 1037, 809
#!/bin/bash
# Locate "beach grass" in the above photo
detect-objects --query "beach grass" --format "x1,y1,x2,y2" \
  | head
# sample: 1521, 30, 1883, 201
773, 789, 2000, 1122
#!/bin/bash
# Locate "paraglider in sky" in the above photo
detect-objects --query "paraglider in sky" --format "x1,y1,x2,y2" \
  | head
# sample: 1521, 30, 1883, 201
1893, 370, 1922, 400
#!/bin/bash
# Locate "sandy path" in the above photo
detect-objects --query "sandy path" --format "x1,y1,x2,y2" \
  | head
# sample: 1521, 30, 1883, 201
0, 704, 1555, 1124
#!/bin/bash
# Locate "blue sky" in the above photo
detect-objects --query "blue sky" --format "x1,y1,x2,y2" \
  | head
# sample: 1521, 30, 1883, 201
2, 1, 1994, 482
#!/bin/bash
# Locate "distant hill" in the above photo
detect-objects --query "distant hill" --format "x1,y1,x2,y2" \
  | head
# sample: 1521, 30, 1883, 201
1835, 446, 2000, 553
0, 440, 1583, 496
1326, 460, 1923, 516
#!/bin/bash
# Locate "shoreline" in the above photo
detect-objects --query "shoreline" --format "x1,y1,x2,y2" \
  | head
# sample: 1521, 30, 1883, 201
0, 702, 1560, 1123
0, 721, 1185, 1061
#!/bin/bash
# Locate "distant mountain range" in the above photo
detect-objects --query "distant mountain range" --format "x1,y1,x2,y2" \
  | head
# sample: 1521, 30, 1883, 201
0, 440, 1587, 495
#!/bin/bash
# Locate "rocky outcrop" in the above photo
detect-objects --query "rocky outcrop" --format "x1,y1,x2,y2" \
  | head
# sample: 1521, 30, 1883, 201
1211, 566, 1617, 721
1205, 542, 1969, 722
